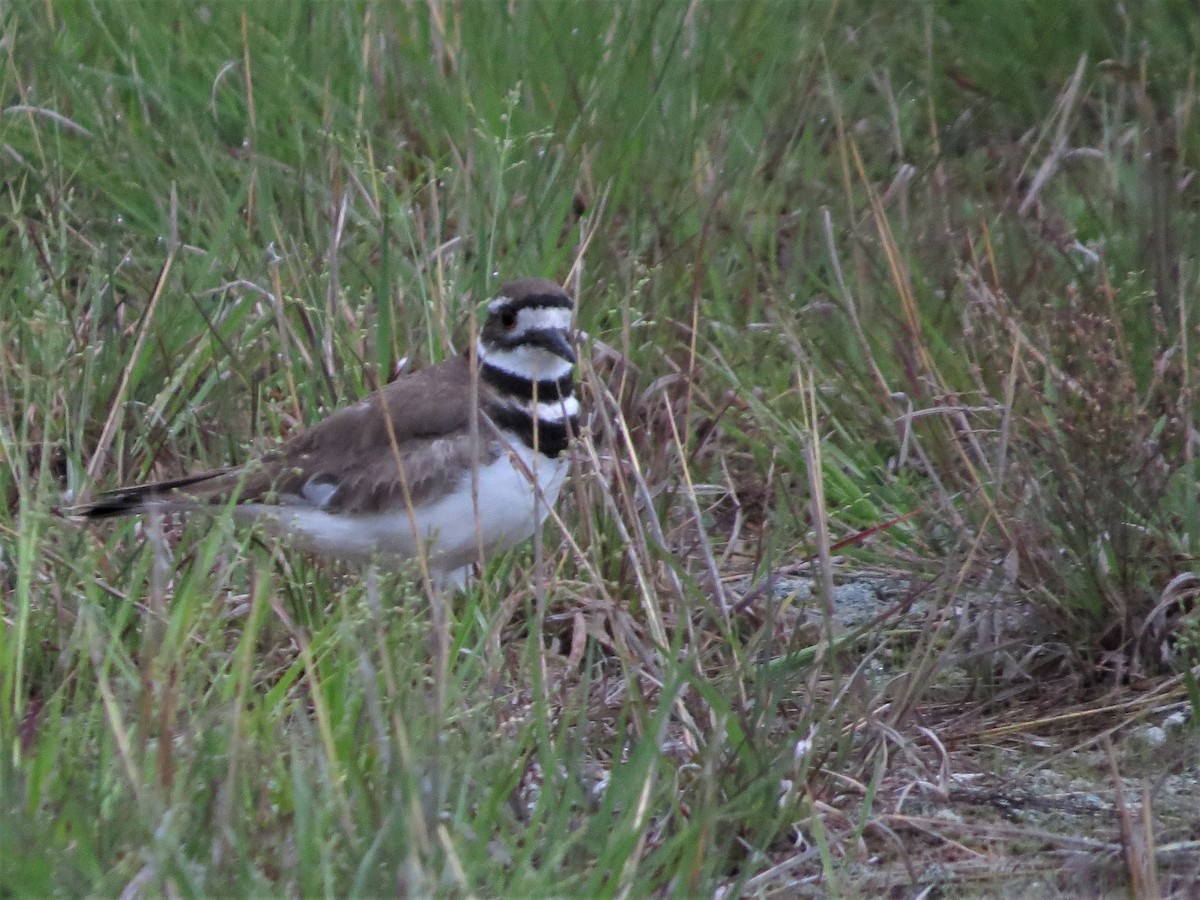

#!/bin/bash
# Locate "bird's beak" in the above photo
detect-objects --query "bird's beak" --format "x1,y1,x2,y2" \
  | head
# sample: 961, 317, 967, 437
531, 329, 577, 364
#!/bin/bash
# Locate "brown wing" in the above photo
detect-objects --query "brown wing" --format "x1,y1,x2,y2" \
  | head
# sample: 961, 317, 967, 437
77, 354, 496, 518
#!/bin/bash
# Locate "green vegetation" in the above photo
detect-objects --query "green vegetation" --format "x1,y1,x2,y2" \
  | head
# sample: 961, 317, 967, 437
3, 0, 1199, 894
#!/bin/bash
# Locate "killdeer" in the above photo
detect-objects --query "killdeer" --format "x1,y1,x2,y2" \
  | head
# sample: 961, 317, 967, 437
75, 278, 580, 590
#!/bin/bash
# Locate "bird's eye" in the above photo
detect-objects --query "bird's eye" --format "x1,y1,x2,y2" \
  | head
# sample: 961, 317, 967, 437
500, 307, 517, 330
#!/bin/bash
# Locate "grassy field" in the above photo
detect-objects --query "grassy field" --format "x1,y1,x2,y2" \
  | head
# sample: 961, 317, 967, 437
3, 0, 1200, 895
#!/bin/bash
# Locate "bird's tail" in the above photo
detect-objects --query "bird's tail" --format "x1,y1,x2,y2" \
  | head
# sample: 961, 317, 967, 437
70, 470, 230, 519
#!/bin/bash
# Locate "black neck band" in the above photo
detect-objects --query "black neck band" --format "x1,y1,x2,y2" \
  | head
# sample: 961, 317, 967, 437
485, 404, 578, 458
481, 363, 574, 403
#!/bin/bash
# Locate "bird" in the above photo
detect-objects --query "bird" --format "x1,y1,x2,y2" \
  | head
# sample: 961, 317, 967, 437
74, 278, 581, 591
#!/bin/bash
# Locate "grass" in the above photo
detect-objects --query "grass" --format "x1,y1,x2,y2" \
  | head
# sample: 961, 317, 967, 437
3, 0, 1200, 895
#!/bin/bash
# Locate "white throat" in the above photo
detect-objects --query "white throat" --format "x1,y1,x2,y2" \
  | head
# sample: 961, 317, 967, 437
477, 339, 574, 382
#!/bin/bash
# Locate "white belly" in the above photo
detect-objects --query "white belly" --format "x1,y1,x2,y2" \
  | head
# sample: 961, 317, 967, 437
238, 442, 569, 584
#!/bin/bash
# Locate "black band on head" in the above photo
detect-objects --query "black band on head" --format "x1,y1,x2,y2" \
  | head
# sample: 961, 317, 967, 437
492, 292, 573, 315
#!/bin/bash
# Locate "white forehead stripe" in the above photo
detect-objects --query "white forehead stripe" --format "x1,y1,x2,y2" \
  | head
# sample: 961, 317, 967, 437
514, 306, 573, 333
